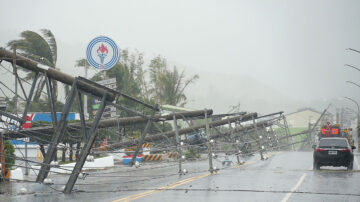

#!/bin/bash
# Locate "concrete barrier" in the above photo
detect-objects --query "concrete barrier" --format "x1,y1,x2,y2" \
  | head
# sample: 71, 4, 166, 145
31, 155, 114, 175
144, 154, 163, 161
10, 168, 23, 181
168, 153, 178, 158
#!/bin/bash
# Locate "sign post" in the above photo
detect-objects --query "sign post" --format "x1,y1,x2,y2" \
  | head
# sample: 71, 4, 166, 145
86, 36, 120, 71
87, 36, 120, 119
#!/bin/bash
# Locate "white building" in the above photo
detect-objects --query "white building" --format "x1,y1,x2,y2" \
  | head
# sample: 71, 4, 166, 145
286, 108, 333, 128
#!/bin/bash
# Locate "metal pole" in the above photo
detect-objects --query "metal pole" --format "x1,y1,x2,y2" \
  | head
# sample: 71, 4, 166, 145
263, 124, 270, 151
270, 126, 278, 150
0, 132, 5, 181
64, 92, 108, 194
84, 62, 88, 120
173, 113, 182, 173
347, 48, 360, 54
253, 115, 264, 160
76, 90, 88, 142
12, 47, 17, 114
282, 115, 294, 151
205, 109, 213, 173
130, 105, 158, 166
25, 139, 28, 175
21, 72, 39, 124
228, 118, 233, 139
45, 76, 58, 129
36, 79, 78, 183
233, 121, 241, 164
308, 122, 312, 150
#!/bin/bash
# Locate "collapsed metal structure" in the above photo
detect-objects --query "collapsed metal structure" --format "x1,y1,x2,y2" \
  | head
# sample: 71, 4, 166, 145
0, 48, 160, 193
0, 47, 323, 194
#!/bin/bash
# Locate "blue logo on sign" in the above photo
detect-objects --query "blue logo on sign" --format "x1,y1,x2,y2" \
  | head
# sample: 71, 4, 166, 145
86, 36, 120, 70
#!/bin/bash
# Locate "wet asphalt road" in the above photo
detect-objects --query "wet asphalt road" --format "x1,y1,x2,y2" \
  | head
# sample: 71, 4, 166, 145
1, 151, 360, 202
130, 152, 360, 202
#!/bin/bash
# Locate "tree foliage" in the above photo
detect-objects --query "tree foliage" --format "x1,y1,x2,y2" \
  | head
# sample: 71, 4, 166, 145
90, 51, 198, 107
149, 56, 199, 106
4, 140, 15, 170
86, 50, 198, 141
7, 29, 59, 102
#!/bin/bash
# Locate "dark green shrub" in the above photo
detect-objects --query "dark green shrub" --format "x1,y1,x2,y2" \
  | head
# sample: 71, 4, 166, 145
4, 140, 15, 170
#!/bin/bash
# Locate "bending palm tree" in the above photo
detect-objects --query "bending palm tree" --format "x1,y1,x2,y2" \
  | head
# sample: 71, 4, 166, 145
8, 29, 59, 158
7, 29, 58, 102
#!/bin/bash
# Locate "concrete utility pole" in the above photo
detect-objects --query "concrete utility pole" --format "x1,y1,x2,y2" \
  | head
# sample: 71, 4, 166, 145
3, 109, 214, 139
253, 115, 264, 160
282, 115, 294, 151
205, 109, 214, 173
232, 120, 241, 164
173, 113, 182, 174
0, 48, 116, 102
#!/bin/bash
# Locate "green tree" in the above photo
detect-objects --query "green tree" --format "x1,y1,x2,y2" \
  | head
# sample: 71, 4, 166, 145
75, 58, 89, 68
89, 49, 147, 98
7, 29, 58, 102
149, 56, 199, 106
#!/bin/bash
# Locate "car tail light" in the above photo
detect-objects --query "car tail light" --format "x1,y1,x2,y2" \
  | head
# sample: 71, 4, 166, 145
316, 148, 325, 152
340, 148, 350, 152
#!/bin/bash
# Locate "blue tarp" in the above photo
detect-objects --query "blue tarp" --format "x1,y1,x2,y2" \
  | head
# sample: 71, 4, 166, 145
32, 113, 76, 122
10, 140, 37, 145
122, 157, 143, 165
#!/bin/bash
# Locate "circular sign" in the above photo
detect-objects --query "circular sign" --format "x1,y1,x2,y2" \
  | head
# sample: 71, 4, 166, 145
86, 36, 120, 70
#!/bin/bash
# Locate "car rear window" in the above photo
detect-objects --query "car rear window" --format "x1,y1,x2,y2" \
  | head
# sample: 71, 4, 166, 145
319, 139, 348, 147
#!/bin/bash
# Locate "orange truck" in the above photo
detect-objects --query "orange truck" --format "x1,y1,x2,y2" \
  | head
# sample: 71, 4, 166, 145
319, 123, 354, 147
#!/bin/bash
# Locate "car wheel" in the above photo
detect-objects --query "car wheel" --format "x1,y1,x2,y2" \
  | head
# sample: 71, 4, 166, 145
347, 161, 353, 171
313, 160, 320, 170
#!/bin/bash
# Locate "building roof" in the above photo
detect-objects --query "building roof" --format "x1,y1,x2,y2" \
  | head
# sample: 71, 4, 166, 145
286, 108, 323, 116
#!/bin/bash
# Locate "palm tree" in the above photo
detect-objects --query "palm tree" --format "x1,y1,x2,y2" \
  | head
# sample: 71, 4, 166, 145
71, 58, 90, 95
75, 58, 89, 68
7, 29, 58, 102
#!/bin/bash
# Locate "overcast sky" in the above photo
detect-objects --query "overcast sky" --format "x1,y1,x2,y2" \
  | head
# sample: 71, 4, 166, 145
1, 0, 360, 114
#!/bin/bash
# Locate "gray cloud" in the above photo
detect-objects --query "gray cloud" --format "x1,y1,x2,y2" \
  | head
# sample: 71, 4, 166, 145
1, 0, 360, 114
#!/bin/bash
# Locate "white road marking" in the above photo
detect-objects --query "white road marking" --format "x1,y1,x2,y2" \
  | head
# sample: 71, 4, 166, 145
280, 173, 307, 202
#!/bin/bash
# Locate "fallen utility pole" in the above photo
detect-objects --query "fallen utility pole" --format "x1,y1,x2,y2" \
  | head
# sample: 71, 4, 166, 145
0, 48, 115, 102
210, 115, 284, 140
205, 109, 214, 173
277, 130, 310, 141
97, 109, 213, 128
2, 109, 213, 139
107, 112, 258, 148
